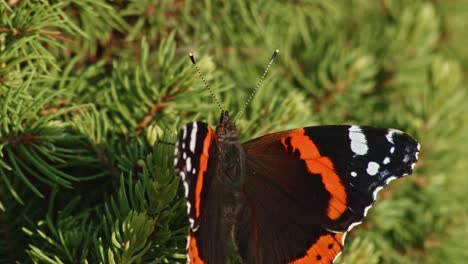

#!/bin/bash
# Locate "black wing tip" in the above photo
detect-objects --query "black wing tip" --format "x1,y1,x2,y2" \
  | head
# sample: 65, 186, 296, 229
390, 130, 420, 176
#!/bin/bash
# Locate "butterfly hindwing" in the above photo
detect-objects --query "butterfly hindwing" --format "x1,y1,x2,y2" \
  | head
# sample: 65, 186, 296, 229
236, 125, 419, 263
174, 122, 229, 263
235, 133, 345, 263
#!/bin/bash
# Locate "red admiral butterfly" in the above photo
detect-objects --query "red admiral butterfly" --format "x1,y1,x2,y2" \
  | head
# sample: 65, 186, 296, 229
174, 50, 419, 264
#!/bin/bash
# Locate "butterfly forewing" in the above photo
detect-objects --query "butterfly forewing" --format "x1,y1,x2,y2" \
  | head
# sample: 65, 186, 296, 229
174, 122, 230, 263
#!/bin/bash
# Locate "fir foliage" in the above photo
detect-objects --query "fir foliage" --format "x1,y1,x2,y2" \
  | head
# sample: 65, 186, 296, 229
0, 0, 467, 263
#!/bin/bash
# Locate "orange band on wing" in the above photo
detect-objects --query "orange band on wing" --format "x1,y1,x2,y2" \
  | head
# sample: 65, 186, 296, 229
195, 127, 214, 218
188, 233, 205, 263
281, 129, 347, 220
306, 157, 346, 220
289, 233, 344, 264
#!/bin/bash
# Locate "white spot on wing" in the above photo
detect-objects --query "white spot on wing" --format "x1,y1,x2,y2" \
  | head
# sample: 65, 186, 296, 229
383, 157, 390, 164
367, 161, 380, 176
186, 157, 192, 171
333, 252, 342, 263
192, 168, 196, 174
390, 146, 395, 153
386, 130, 395, 144
182, 126, 187, 139
347, 221, 362, 231
349, 126, 368, 155
364, 177, 396, 217
372, 186, 384, 200
186, 235, 191, 251
189, 122, 198, 153
333, 248, 344, 263
351, 171, 357, 177
363, 205, 372, 217
362, 185, 385, 218
180, 171, 186, 181
183, 180, 189, 197
403, 154, 410, 163
385, 176, 397, 185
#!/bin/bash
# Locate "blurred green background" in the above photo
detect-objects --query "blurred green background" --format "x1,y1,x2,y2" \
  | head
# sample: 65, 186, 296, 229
0, 0, 467, 263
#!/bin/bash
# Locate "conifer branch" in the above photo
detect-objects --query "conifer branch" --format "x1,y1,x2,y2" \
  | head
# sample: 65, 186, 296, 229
3, 133, 39, 148
313, 81, 347, 113
92, 143, 120, 179
40, 99, 69, 116
135, 91, 180, 135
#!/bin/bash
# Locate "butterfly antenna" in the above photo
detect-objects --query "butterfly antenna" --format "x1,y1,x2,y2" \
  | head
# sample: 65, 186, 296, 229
189, 53, 224, 112
234, 49, 279, 122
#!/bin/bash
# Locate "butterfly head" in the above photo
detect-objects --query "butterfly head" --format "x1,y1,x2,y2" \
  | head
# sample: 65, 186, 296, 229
215, 111, 238, 139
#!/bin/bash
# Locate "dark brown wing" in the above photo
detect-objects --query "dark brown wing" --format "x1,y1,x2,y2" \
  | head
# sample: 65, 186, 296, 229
174, 122, 230, 264
234, 126, 419, 263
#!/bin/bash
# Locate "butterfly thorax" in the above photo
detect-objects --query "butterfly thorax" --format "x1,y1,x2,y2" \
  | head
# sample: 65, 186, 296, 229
215, 111, 246, 187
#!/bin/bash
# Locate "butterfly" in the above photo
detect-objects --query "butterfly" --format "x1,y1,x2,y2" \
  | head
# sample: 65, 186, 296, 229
174, 51, 419, 264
